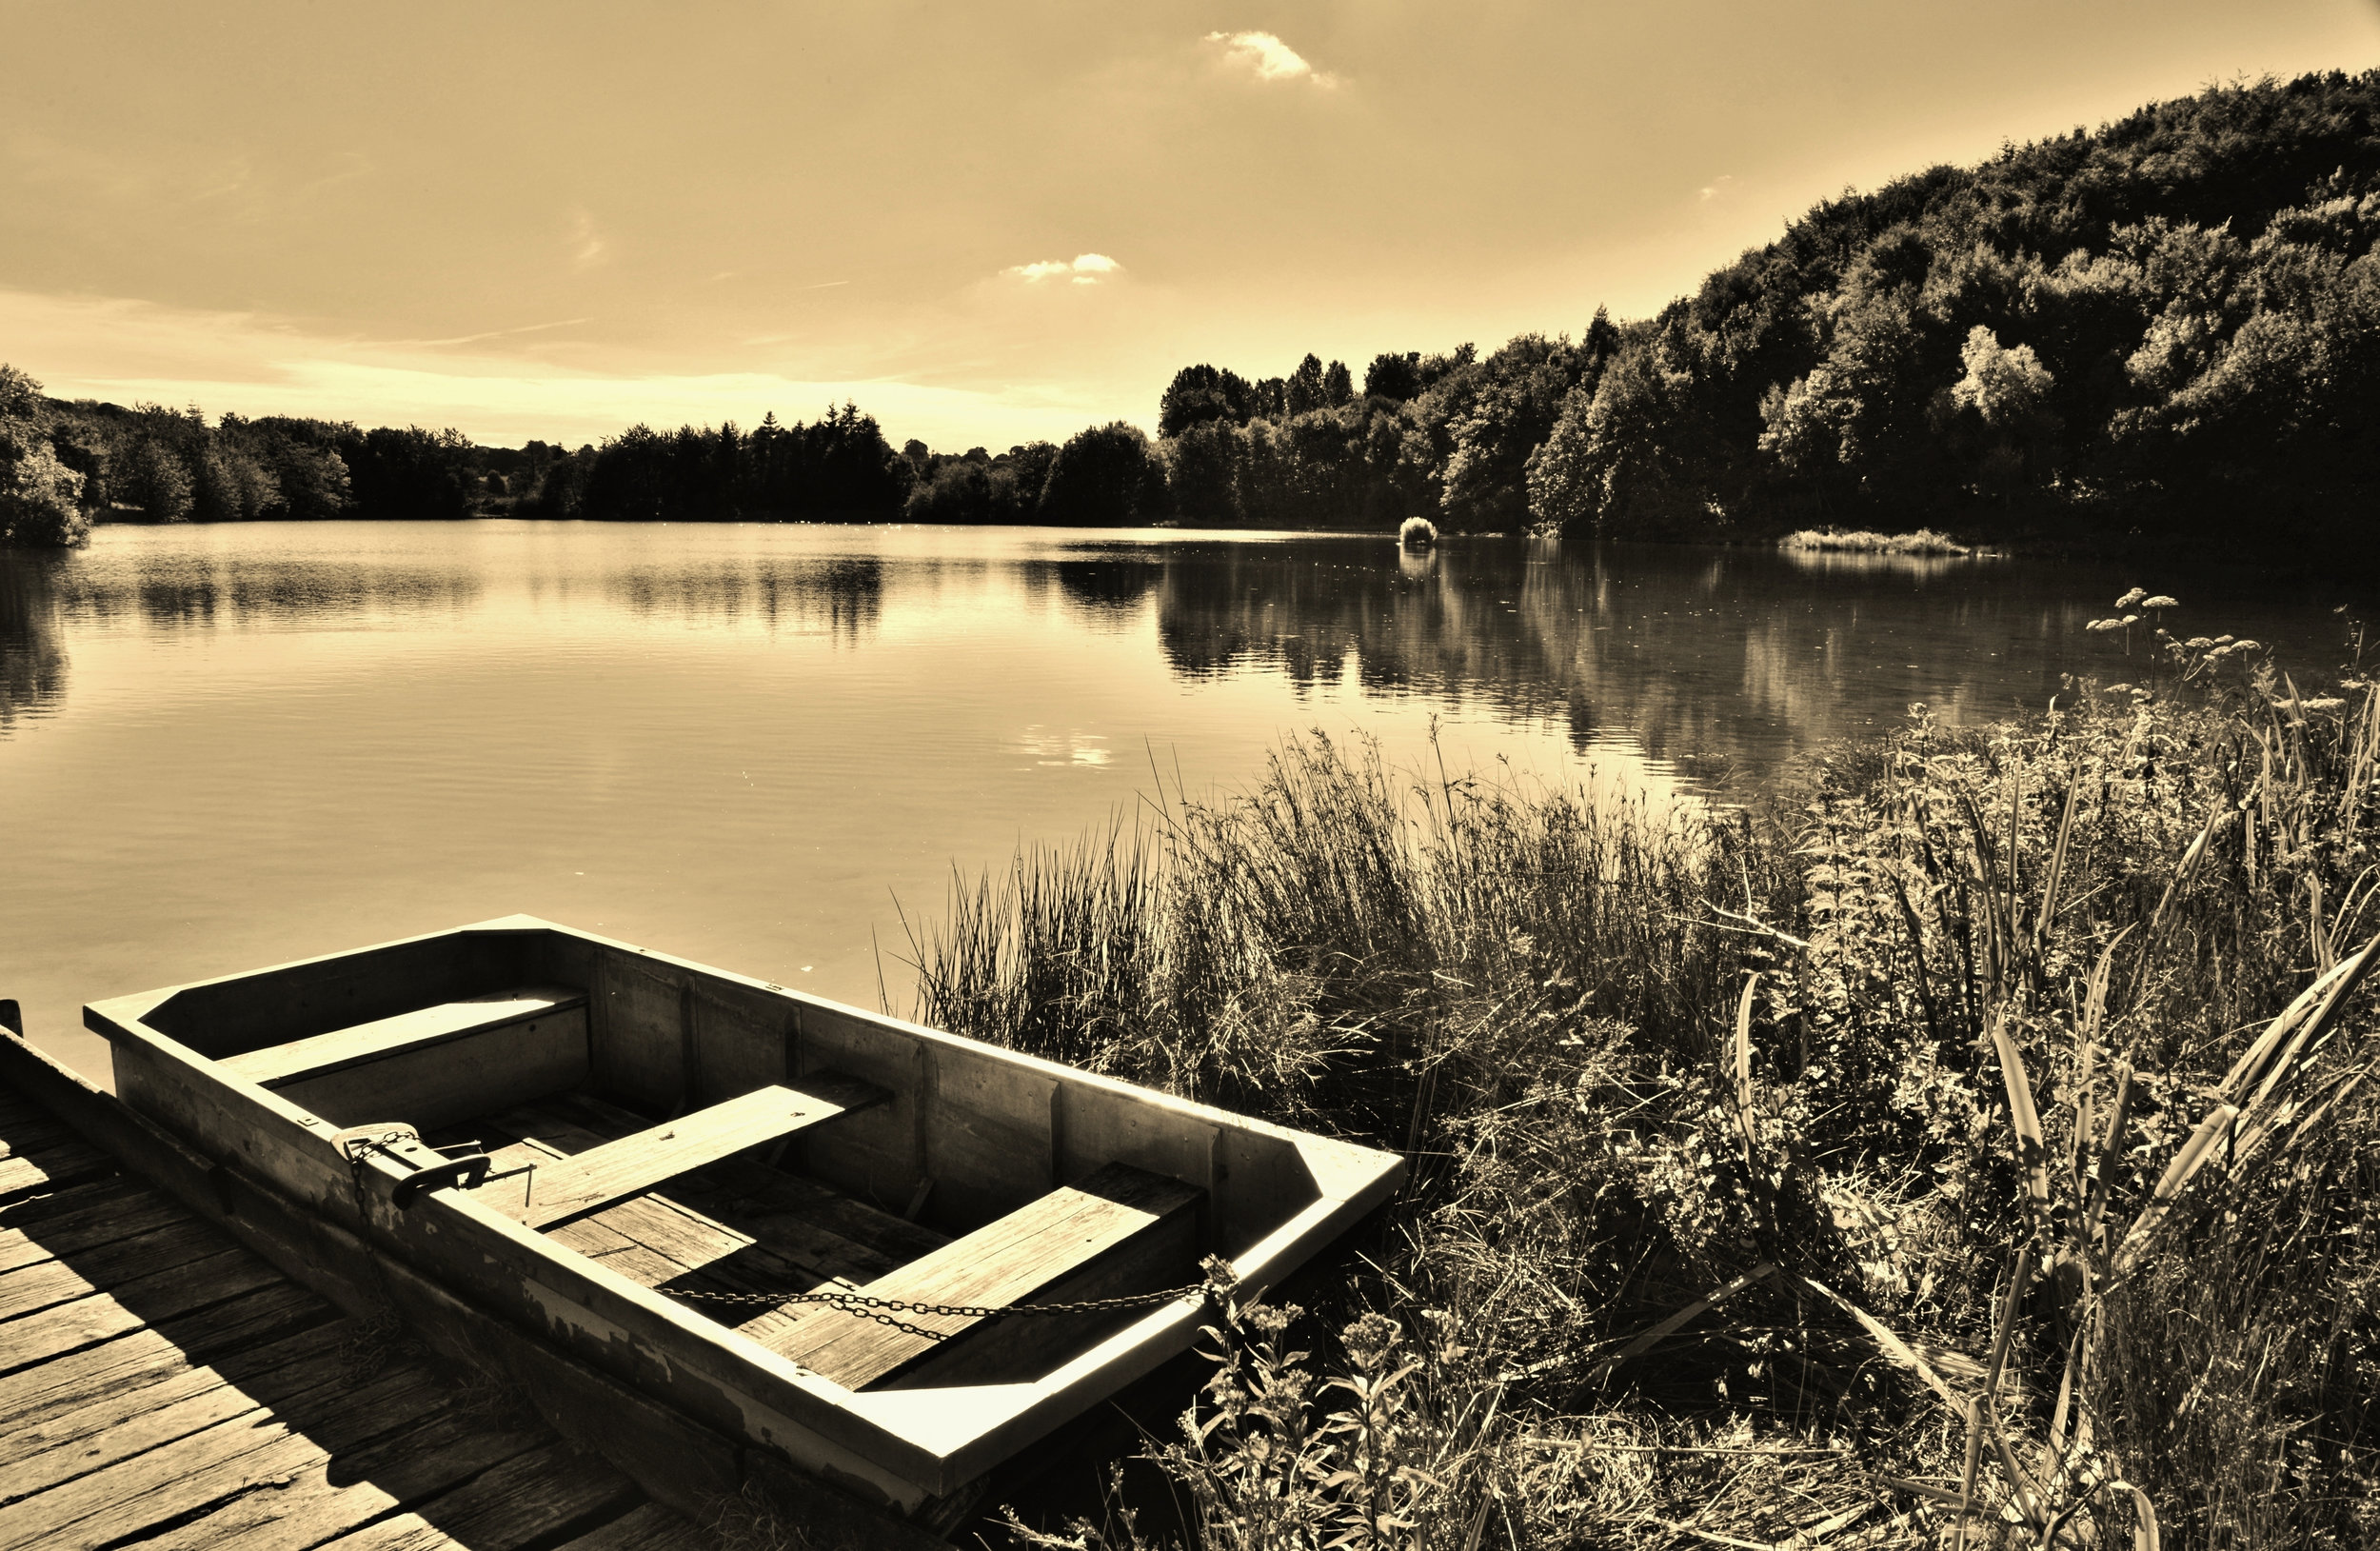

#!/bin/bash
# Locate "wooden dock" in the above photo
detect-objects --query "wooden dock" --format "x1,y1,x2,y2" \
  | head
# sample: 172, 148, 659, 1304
0, 1081, 720, 1551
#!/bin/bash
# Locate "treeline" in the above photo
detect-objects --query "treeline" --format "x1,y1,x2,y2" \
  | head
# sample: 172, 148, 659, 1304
10, 71, 2377, 550
1152, 71, 2380, 545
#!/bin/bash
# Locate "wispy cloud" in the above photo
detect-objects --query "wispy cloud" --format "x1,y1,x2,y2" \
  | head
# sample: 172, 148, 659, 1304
1204, 30, 1336, 87
1002, 252, 1122, 287
1698, 174, 1735, 201
568, 209, 607, 268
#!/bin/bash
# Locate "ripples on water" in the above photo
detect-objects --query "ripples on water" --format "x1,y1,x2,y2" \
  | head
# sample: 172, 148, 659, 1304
0, 521, 2362, 1075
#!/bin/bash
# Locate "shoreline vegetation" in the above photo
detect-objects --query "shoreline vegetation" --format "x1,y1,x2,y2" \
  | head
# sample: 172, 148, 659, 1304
6, 71, 2378, 562
902, 606, 2380, 1548
1780, 527, 1975, 555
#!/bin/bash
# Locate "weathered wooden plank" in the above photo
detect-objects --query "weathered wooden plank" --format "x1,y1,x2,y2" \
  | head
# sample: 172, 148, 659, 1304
221, 986, 588, 1086
268, 1008, 591, 1135
766, 1163, 1202, 1390
501, 1078, 886, 1230
0, 1247, 287, 1376
0, 1283, 330, 1434
0, 1217, 237, 1322
0, 1318, 349, 1477
129, 1401, 555, 1551
551, 1501, 720, 1551
302, 1440, 643, 1551
0, 1138, 114, 1203
536, 1092, 949, 1272
0, 1177, 185, 1274
0, 1324, 361, 1506
0, 1359, 452, 1551
0, 1116, 81, 1163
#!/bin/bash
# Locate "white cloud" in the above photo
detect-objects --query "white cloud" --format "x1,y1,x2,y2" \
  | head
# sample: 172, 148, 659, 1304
568, 209, 607, 268
1698, 174, 1735, 202
1002, 252, 1123, 286
1204, 30, 1335, 87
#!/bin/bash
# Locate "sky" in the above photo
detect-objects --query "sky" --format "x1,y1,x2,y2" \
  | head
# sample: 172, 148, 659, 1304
4, 2, 2378, 452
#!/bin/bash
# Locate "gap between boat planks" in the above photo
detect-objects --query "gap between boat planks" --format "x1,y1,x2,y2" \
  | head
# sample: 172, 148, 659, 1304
0, 1078, 717, 1551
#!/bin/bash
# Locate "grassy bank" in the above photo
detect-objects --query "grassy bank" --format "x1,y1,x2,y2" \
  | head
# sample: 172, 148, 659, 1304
900, 627, 2380, 1549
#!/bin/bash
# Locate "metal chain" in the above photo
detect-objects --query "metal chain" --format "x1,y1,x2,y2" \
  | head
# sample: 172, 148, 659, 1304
666, 1280, 1209, 1344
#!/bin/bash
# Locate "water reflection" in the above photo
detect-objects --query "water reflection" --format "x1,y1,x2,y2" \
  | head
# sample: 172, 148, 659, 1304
606, 555, 884, 642
0, 553, 68, 727
57, 555, 481, 630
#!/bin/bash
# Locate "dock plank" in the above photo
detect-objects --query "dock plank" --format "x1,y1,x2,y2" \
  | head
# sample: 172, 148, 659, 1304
0, 1283, 331, 1434
0, 1247, 285, 1371
0, 1320, 349, 1479
306, 1441, 644, 1551
0, 1218, 242, 1322
0, 1046, 725, 1551
553, 1501, 721, 1551
0, 1360, 452, 1551
0, 1177, 187, 1275
0, 1137, 115, 1203
0, 1326, 359, 1506
499, 1078, 887, 1230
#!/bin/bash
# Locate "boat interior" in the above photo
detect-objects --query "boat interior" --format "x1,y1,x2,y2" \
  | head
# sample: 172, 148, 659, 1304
115, 923, 1331, 1394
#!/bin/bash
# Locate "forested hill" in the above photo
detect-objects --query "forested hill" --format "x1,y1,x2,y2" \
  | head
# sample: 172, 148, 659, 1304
1158, 70, 2380, 547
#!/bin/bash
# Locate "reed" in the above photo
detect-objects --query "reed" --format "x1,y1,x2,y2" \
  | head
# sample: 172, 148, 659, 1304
906, 612, 2380, 1549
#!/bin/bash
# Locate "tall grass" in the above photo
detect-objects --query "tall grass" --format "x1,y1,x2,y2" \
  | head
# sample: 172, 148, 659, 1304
903, 627, 2380, 1549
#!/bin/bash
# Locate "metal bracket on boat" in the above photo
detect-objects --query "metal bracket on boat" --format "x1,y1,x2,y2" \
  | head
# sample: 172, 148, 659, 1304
328, 1123, 534, 1209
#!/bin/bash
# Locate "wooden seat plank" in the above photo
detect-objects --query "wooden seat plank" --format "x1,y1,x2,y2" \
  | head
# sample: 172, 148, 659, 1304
765, 1163, 1202, 1390
498, 1078, 888, 1230
534, 1091, 950, 1270
221, 984, 587, 1087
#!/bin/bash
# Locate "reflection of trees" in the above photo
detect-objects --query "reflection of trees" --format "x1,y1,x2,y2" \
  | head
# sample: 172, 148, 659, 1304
607, 556, 883, 644
1152, 540, 2145, 775
0, 553, 68, 729
1021, 558, 1163, 625
59, 556, 482, 630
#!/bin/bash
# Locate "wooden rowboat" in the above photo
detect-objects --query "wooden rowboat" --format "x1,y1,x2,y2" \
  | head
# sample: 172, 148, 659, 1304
81, 915, 1404, 1539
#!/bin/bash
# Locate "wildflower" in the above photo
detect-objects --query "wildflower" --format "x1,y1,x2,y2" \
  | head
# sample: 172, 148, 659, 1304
2116, 587, 2148, 607
2185, 637, 2214, 649
2143, 594, 2179, 609
2086, 618, 2125, 632
2301, 697, 2346, 711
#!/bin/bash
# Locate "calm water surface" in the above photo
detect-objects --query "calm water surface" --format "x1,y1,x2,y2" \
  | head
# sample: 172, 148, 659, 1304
0, 521, 2362, 1078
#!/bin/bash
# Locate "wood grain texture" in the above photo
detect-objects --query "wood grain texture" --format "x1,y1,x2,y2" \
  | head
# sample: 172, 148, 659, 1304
220, 985, 588, 1085
499, 1077, 886, 1230
766, 1163, 1202, 1389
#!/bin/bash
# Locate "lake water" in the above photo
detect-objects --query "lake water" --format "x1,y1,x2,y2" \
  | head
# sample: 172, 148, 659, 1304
0, 521, 2361, 1080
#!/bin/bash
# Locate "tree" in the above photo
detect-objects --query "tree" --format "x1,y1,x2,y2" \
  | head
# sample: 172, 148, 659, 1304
1159, 366, 1256, 437
1039, 423, 1171, 526
1321, 360, 1354, 408
1362, 352, 1422, 402
117, 439, 195, 523
0, 445, 88, 547
1285, 354, 1327, 416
